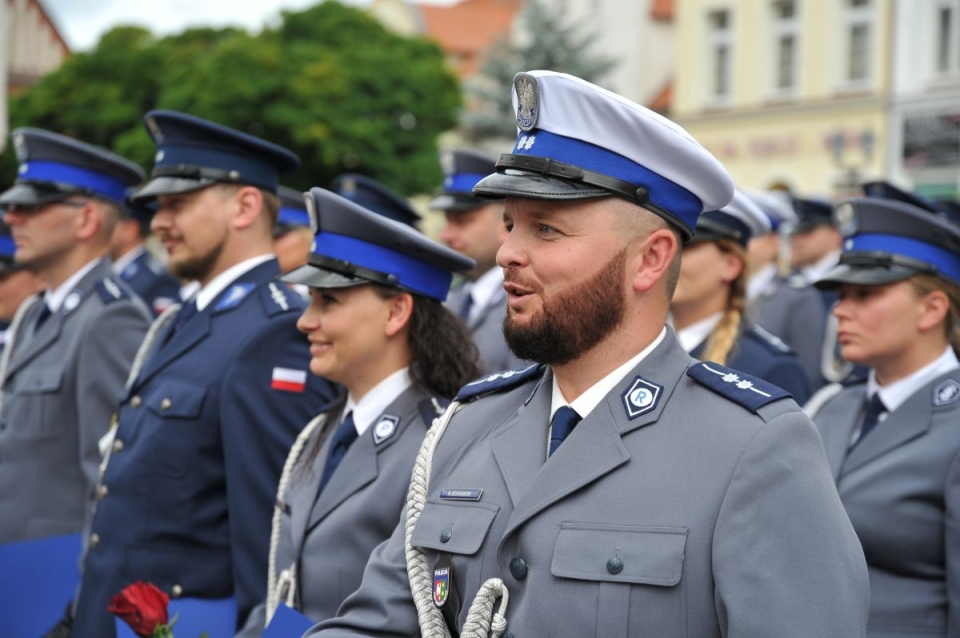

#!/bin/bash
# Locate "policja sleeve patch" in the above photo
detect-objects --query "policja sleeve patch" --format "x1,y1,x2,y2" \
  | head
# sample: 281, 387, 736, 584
686, 361, 790, 413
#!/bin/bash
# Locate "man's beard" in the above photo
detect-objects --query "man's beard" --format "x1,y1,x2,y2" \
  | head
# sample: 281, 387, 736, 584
169, 237, 225, 283
503, 248, 626, 365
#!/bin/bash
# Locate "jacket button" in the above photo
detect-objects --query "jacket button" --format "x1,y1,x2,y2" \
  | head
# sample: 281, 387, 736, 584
509, 557, 527, 580
89, 533, 100, 549
439, 528, 452, 543
606, 557, 624, 574
130, 396, 142, 408
112, 439, 124, 453
160, 398, 172, 410
171, 584, 183, 598
96, 484, 109, 500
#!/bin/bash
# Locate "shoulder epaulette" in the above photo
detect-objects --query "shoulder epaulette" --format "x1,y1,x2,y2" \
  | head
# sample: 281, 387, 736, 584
750, 325, 793, 355
455, 364, 545, 403
419, 396, 450, 427
687, 361, 791, 412
787, 274, 808, 289
96, 278, 130, 304
214, 282, 255, 312
260, 281, 305, 317
145, 254, 167, 276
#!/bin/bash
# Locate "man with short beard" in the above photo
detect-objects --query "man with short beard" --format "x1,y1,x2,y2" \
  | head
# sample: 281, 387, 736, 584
67, 111, 338, 638
309, 71, 869, 638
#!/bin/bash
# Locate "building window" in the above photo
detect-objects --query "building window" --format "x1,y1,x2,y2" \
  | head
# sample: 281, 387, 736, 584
707, 9, 733, 102
771, 0, 800, 94
840, 0, 874, 87
935, 1, 960, 76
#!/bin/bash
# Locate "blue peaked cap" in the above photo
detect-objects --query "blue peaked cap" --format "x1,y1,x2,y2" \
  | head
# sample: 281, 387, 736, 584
429, 148, 497, 212
280, 188, 473, 301
331, 174, 421, 227
133, 110, 300, 201
0, 128, 143, 208
815, 198, 960, 289
276, 185, 310, 229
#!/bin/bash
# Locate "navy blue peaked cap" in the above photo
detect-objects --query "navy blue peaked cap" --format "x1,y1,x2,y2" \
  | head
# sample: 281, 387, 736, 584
791, 196, 834, 233
815, 198, 960, 290
0, 128, 144, 208
430, 148, 497, 212
936, 199, 960, 226
331, 174, 421, 227
862, 180, 939, 213
276, 185, 310, 229
281, 188, 474, 301
133, 110, 300, 201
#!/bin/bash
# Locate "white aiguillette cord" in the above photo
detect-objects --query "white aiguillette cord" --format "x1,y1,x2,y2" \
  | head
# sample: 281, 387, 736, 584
405, 402, 511, 638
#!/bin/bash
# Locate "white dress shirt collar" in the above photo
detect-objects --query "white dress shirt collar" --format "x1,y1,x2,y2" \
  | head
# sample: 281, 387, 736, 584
194, 254, 273, 311
868, 346, 960, 414
674, 312, 722, 354
342, 367, 413, 436
801, 249, 841, 285
549, 327, 667, 421
45, 258, 103, 312
747, 263, 777, 303
466, 267, 504, 320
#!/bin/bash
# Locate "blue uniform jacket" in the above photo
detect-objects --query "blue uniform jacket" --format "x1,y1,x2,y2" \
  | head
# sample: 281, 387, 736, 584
71, 259, 339, 637
118, 249, 182, 316
692, 324, 811, 405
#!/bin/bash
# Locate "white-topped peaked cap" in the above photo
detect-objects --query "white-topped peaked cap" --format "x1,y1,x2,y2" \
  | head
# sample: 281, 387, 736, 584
742, 189, 795, 231
473, 70, 734, 240
694, 189, 772, 247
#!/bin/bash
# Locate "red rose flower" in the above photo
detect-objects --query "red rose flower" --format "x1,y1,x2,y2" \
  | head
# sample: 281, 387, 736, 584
107, 581, 171, 637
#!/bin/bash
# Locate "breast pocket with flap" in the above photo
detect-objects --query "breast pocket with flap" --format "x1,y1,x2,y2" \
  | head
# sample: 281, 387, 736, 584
8, 366, 66, 439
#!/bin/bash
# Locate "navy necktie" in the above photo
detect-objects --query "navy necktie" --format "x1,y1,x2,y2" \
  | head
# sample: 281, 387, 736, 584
851, 393, 887, 449
319, 412, 359, 492
549, 406, 582, 457
459, 291, 474, 321
166, 301, 197, 343
34, 303, 52, 331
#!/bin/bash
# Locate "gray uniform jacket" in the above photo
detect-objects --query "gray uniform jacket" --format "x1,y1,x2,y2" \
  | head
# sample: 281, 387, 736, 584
0, 259, 150, 543
446, 284, 526, 375
311, 330, 870, 637
814, 370, 960, 637
749, 274, 826, 392
239, 386, 442, 637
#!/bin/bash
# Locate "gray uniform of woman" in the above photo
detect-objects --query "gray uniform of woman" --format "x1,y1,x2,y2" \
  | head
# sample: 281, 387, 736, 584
815, 370, 960, 637
238, 388, 442, 636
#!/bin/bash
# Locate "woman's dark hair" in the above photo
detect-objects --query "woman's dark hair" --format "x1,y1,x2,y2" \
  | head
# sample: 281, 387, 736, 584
372, 284, 481, 398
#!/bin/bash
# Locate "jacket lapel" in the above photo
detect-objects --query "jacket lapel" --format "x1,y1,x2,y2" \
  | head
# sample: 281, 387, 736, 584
305, 386, 426, 532
500, 332, 691, 539
289, 417, 330, 559
131, 259, 281, 389
841, 373, 952, 476
818, 388, 863, 481
6, 260, 110, 378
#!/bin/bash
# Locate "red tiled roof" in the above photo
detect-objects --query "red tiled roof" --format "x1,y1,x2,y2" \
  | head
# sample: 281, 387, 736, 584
650, 0, 674, 21
416, 0, 522, 77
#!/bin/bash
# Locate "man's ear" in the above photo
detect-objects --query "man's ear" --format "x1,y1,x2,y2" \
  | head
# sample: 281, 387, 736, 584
632, 228, 678, 294
231, 186, 265, 230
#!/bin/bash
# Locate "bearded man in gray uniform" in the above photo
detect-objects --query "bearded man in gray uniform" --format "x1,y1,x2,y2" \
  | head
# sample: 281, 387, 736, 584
0, 129, 151, 544
310, 71, 869, 638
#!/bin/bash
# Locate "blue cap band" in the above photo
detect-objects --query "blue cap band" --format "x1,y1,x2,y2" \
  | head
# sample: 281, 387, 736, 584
0, 234, 15, 259
19, 160, 128, 204
847, 233, 960, 284
156, 145, 280, 191
444, 173, 489, 193
763, 213, 782, 231
278, 207, 310, 227
312, 232, 453, 300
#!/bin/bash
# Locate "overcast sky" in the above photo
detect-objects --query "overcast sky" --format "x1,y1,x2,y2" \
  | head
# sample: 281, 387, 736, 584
43, 0, 459, 51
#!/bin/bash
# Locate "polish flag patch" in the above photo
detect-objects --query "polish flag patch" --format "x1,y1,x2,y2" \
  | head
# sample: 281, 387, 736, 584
272, 367, 307, 393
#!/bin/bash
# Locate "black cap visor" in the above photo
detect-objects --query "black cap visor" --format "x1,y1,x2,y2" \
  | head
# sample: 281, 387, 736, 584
473, 171, 612, 201
280, 263, 372, 290
814, 252, 935, 290
132, 176, 218, 202
791, 218, 834, 235
0, 182, 80, 208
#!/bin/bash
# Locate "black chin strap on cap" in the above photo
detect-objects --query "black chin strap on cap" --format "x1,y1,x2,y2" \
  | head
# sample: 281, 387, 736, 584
839, 250, 939, 276
495, 153, 692, 240
151, 164, 245, 184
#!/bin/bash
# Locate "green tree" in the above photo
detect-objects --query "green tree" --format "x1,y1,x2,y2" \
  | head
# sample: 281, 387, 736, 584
2, 2, 460, 196
461, 0, 617, 141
